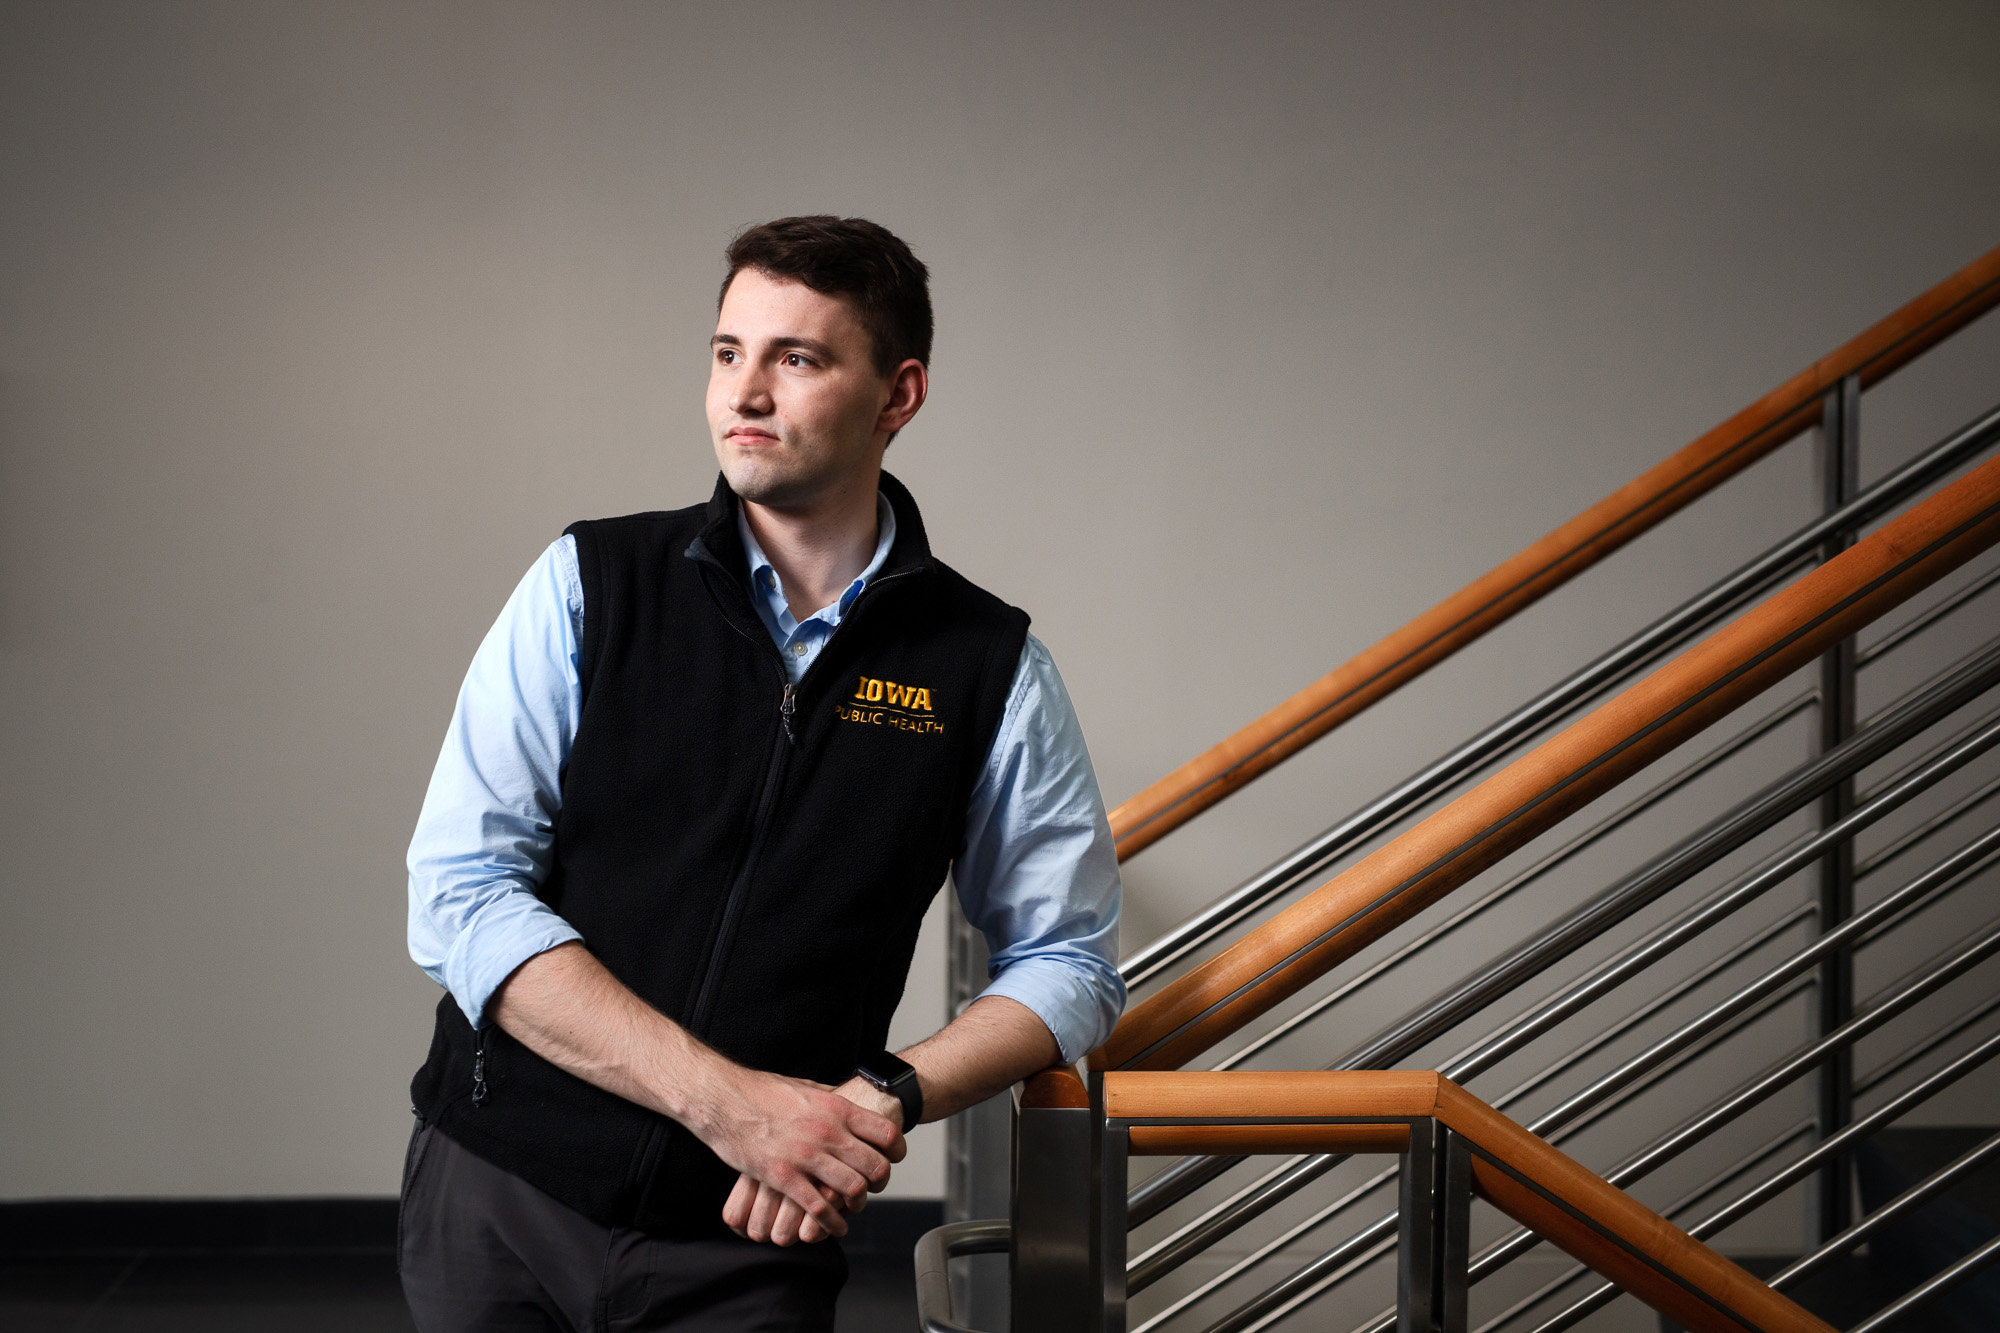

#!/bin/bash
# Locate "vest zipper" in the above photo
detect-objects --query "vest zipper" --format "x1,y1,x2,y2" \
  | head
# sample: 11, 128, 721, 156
685, 667, 796, 1039
471, 1027, 489, 1108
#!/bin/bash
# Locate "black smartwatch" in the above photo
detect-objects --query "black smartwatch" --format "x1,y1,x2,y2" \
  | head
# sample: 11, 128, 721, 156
854, 1050, 923, 1129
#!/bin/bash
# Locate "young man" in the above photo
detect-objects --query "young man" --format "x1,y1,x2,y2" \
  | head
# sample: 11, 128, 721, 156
400, 216, 1125, 1331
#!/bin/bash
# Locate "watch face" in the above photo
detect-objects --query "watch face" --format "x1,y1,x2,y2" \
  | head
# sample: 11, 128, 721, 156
860, 1052, 914, 1084
855, 1056, 920, 1123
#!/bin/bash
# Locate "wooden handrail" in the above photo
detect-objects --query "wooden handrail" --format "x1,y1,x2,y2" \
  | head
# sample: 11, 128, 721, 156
1102, 1070, 1836, 1333
1095, 451, 2000, 1072
1107, 243, 2000, 860
1020, 1065, 1092, 1109
1104, 1068, 1438, 1118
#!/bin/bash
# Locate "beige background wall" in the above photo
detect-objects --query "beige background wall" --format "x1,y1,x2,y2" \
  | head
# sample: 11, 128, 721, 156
2, 1, 1998, 1211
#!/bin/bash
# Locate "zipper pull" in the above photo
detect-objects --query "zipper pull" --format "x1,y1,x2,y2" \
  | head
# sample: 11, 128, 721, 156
780, 682, 798, 745
471, 1028, 489, 1108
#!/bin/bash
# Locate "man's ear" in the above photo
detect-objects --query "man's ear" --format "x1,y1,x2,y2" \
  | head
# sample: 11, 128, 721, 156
877, 359, 928, 438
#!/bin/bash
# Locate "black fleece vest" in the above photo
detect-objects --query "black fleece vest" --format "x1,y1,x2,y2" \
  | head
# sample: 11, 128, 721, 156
411, 472, 1029, 1237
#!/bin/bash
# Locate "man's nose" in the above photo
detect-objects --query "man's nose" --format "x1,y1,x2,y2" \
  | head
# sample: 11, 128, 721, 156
731, 366, 775, 415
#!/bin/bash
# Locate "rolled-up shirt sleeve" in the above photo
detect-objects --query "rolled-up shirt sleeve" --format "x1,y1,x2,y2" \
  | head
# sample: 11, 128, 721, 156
406, 536, 586, 1029
955, 634, 1126, 1064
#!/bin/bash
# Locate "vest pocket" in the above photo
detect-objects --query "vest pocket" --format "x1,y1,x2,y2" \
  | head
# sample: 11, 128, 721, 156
623, 1117, 670, 1216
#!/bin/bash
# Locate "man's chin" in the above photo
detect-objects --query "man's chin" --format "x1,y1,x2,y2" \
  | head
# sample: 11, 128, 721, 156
726, 474, 808, 509
720, 457, 822, 510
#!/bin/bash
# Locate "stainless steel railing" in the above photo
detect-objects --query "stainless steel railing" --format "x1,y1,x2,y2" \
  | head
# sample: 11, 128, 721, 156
1119, 402, 2000, 992
1127, 629, 2000, 1236
1143, 822, 2000, 1331
972, 372, 2000, 1332
1134, 701, 2000, 1329
1106, 450, 2000, 1330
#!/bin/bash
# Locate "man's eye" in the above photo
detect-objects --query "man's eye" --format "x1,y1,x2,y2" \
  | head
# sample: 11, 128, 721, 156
784, 352, 809, 367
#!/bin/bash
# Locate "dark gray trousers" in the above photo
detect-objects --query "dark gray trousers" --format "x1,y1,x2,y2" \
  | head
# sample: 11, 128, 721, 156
399, 1122, 846, 1332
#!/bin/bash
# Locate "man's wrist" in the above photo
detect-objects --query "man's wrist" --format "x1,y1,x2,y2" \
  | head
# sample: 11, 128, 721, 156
836, 1075, 907, 1130
660, 1041, 743, 1134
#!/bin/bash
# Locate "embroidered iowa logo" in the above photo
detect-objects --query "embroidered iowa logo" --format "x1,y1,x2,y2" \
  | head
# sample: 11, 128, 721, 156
836, 677, 944, 735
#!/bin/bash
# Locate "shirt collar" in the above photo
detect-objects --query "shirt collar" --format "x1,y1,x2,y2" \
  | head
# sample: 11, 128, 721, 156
737, 491, 898, 624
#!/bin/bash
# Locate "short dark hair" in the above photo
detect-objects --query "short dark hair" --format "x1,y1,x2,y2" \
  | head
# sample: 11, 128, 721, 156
720, 216, 932, 377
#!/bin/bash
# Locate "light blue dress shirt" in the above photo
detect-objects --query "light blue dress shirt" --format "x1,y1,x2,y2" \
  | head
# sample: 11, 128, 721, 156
406, 494, 1125, 1064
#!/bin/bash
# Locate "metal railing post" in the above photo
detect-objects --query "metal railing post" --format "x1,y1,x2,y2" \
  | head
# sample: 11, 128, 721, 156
1439, 1128, 1472, 1333
1398, 1120, 1439, 1333
1813, 370, 1861, 1241
1011, 1074, 1106, 1333
1095, 1112, 1128, 1333
1400, 1120, 1472, 1333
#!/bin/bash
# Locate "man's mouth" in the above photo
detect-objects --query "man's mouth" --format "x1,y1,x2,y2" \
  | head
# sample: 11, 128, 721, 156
726, 428, 780, 445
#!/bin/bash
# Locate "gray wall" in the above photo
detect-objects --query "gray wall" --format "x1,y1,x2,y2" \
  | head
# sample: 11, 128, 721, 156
2, 0, 1997, 1219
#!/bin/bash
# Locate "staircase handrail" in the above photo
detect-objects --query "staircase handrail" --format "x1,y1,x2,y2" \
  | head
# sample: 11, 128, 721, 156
1121, 401, 2000, 991
1102, 1069, 1836, 1333
1107, 243, 2000, 861
1096, 451, 2000, 1073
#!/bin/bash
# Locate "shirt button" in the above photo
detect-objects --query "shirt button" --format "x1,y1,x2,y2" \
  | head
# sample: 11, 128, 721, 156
791, 643, 807, 657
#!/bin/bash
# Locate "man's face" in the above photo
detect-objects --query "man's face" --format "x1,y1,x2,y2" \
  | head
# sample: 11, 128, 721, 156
708, 268, 895, 510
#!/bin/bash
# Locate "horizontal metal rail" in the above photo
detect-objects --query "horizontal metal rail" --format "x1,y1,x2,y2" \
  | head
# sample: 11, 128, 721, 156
1402, 988, 2000, 1333
1201, 1218, 1399, 1333
1521, 817, 2000, 1145
1128, 1162, 1400, 1332
1102, 383, 2000, 1333
1855, 556, 2000, 667
1131, 918, 1815, 1307
1128, 1152, 1341, 1293
1129, 745, 2000, 1316
1527, 1024, 2000, 1333
1203, 879, 2000, 1333
1133, 695, 1821, 1223
1472, 912, 2000, 1292
1853, 989, 2000, 1099
1527, 974, 1815, 1151
1481, 904, 1812, 1115
1207, 690, 1816, 1074
1472, 1105, 2000, 1333
1184, 788, 2000, 1320
1338, 946, 2000, 1333
1615, 904, 2000, 1190
1142, 963, 1819, 1317
1345, 657, 2000, 1086
1135, 906, 1819, 1298
1122, 536, 2000, 1329
1118, 402, 2000, 988
1183, 571, 1961, 1093
1854, 770, 2000, 879
1126, 644, 2000, 1227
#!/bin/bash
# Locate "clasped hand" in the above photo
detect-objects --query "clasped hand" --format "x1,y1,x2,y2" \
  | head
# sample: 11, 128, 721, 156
709, 1070, 905, 1246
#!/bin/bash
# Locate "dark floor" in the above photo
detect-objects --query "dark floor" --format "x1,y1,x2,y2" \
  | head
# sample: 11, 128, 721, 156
0, 1250, 917, 1331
